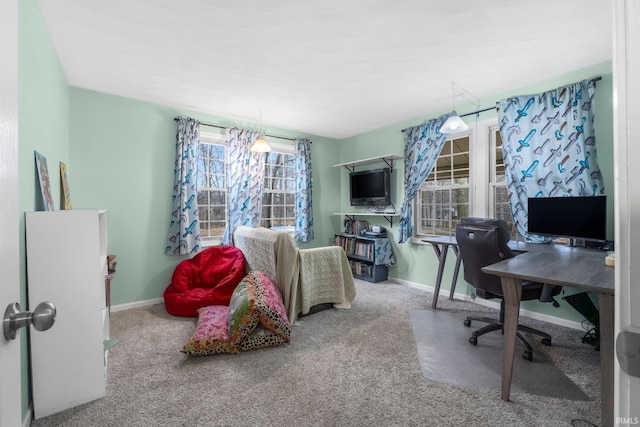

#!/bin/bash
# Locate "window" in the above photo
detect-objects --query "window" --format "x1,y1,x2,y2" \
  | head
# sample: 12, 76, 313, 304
412, 121, 518, 240
197, 134, 227, 245
261, 150, 296, 232
415, 135, 471, 236
197, 133, 296, 245
489, 126, 517, 238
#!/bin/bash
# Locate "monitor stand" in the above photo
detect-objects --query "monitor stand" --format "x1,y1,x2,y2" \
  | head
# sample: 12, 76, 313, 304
568, 238, 589, 248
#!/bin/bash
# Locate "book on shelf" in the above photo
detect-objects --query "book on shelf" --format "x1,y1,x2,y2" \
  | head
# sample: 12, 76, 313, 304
334, 234, 374, 261
348, 260, 373, 277
344, 219, 369, 235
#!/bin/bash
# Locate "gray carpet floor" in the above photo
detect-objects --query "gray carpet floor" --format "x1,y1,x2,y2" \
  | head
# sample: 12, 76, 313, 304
31, 279, 601, 427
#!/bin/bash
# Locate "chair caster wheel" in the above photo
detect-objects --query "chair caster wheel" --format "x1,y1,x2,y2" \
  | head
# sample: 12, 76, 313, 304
541, 338, 552, 346
522, 351, 533, 361
463, 319, 471, 327
469, 336, 478, 345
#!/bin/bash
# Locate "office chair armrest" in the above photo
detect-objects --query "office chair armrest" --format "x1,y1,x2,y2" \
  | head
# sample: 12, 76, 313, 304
539, 283, 560, 307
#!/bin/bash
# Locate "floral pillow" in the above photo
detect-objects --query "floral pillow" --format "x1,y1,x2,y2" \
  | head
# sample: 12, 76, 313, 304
181, 305, 233, 356
227, 271, 290, 351
227, 276, 260, 348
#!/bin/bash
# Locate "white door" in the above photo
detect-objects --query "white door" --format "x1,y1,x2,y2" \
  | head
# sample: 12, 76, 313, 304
614, 0, 640, 420
0, 0, 23, 426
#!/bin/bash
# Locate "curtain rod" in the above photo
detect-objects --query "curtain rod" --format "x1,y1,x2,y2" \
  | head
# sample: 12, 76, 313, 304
400, 107, 496, 133
173, 117, 297, 142
400, 76, 603, 133
459, 106, 496, 118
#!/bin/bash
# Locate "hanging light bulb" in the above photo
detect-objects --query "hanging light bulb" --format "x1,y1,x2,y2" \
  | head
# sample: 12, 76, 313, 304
251, 111, 272, 152
250, 135, 271, 152
440, 115, 469, 134
440, 82, 469, 134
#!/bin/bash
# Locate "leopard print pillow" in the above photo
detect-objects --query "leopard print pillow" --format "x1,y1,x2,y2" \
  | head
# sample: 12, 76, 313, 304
227, 271, 290, 352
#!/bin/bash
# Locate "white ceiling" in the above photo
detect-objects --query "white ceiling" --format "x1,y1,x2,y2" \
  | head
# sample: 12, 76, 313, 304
36, 0, 612, 139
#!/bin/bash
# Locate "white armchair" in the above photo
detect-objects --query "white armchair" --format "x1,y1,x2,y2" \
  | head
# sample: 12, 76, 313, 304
232, 225, 356, 323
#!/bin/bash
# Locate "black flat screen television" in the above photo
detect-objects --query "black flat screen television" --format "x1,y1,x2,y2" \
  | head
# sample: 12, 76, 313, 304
349, 168, 391, 207
527, 196, 606, 242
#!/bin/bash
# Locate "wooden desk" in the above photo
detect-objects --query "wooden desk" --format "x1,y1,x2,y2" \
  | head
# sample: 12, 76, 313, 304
482, 250, 614, 427
420, 236, 461, 308
420, 237, 580, 309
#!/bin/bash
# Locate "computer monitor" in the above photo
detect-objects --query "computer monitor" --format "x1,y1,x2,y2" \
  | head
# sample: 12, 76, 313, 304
527, 196, 606, 243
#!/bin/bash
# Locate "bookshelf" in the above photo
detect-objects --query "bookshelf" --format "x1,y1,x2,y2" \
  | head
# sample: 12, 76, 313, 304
334, 233, 395, 283
26, 210, 112, 418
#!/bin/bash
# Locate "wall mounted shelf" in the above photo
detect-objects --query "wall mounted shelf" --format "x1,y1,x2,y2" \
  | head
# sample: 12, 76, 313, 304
333, 212, 400, 227
333, 154, 402, 227
333, 154, 402, 173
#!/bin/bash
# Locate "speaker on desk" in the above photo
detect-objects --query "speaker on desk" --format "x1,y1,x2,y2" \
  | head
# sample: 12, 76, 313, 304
563, 292, 600, 350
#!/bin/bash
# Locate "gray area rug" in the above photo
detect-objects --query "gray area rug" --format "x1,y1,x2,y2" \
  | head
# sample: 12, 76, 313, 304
31, 279, 601, 427
410, 309, 589, 400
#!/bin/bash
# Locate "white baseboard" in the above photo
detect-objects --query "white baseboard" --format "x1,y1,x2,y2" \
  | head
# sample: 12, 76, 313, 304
110, 297, 164, 313
390, 276, 585, 331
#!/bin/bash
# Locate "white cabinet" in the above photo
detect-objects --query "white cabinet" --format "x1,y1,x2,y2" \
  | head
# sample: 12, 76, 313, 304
26, 209, 110, 419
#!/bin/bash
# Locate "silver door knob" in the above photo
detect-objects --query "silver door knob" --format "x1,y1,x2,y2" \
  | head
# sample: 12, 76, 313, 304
3, 301, 56, 340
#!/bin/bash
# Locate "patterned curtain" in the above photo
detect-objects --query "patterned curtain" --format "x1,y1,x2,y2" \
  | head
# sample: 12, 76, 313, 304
497, 79, 605, 240
398, 113, 453, 243
166, 117, 201, 255
221, 128, 266, 245
294, 138, 314, 242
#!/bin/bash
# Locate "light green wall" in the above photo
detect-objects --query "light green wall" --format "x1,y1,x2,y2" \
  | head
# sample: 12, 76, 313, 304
18, 0, 70, 421
339, 61, 614, 324
68, 88, 342, 305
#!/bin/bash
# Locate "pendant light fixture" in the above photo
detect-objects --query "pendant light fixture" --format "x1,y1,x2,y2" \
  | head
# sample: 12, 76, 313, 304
439, 82, 470, 134
250, 111, 272, 152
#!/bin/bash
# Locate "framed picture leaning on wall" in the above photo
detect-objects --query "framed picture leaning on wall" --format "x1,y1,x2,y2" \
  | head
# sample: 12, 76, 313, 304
60, 161, 72, 210
35, 150, 55, 211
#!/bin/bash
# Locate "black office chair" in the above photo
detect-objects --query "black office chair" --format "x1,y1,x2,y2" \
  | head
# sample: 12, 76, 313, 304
455, 217, 562, 361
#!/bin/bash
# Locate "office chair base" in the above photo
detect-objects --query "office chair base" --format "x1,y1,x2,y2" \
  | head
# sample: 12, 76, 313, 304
463, 316, 496, 328
516, 323, 552, 345
464, 316, 552, 361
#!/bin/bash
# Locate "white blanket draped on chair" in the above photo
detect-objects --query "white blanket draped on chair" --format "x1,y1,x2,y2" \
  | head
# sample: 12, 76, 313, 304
232, 225, 356, 323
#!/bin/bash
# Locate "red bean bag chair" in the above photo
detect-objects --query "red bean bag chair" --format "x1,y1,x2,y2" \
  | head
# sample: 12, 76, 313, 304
164, 246, 247, 317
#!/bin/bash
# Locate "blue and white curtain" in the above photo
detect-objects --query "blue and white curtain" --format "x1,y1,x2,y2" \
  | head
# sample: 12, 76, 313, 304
221, 128, 266, 245
294, 138, 314, 242
167, 117, 201, 255
497, 79, 605, 240
398, 113, 453, 243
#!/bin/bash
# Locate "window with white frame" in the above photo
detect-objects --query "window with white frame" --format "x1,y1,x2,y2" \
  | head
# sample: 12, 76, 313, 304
197, 133, 227, 244
415, 135, 471, 236
413, 121, 518, 239
489, 126, 517, 238
196, 134, 296, 245
261, 147, 296, 232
